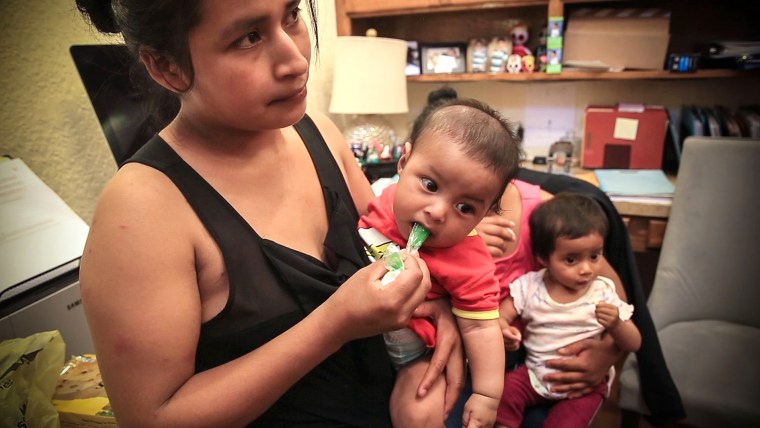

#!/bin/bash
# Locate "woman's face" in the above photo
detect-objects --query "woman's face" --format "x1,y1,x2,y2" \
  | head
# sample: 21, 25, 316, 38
180, 0, 311, 132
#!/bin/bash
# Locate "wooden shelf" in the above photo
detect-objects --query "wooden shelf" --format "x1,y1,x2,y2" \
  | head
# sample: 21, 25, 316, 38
337, 1, 760, 84
407, 69, 760, 83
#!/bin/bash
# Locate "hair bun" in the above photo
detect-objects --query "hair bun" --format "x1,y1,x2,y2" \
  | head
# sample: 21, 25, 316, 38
427, 86, 458, 107
76, 0, 120, 34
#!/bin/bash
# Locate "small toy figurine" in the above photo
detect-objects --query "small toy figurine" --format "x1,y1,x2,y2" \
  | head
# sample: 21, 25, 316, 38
488, 36, 512, 73
510, 23, 532, 58
522, 55, 536, 72
468, 38, 489, 73
506, 54, 522, 73
535, 24, 549, 72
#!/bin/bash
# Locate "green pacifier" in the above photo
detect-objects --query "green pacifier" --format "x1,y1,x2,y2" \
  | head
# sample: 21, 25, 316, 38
406, 223, 430, 256
380, 223, 430, 286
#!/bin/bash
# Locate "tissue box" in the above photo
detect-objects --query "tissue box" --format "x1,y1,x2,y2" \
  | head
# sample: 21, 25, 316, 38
53, 355, 116, 428
581, 105, 668, 169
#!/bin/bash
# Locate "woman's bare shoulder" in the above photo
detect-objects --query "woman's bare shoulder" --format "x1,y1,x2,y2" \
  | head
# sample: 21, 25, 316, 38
305, 111, 374, 212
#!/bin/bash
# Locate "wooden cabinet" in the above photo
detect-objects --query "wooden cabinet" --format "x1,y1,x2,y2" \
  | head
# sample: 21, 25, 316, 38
334, 0, 757, 82
336, 0, 560, 44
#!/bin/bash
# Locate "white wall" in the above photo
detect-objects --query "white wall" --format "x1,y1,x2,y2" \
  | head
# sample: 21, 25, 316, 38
395, 78, 760, 159
1, 1, 758, 223
0, 1, 122, 222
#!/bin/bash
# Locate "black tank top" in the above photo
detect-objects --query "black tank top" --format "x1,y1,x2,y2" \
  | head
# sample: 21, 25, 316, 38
127, 115, 393, 427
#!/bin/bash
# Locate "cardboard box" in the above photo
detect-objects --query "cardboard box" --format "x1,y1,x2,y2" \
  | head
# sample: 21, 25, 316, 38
563, 8, 670, 70
53, 355, 116, 428
582, 105, 668, 169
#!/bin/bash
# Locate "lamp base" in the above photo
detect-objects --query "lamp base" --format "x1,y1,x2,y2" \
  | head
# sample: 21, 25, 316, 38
343, 114, 398, 163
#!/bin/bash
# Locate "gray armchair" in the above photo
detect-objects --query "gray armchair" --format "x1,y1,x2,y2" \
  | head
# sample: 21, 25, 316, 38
618, 136, 760, 427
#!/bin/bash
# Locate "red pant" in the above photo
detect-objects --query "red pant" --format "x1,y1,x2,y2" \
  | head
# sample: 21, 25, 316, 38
497, 365, 607, 428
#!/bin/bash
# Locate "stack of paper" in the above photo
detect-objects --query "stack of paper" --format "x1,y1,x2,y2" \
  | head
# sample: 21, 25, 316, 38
594, 169, 675, 204
0, 159, 89, 302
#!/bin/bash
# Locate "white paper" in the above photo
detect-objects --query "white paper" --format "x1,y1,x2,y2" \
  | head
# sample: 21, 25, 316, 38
0, 159, 89, 295
523, 85, 577, 156
614, 118, 639, 140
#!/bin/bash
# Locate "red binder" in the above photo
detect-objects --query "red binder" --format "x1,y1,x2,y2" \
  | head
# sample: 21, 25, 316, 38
581, 105, 668, 169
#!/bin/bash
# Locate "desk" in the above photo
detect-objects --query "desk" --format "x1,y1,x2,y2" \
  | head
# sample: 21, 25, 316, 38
615, 202, 669, 253
523, 163, 674, 253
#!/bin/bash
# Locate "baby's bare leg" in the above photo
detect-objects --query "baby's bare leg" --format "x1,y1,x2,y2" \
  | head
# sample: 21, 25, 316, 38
390, 354, 447, 427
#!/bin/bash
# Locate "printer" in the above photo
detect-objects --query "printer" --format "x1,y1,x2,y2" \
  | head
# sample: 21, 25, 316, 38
0, 158, 94, 357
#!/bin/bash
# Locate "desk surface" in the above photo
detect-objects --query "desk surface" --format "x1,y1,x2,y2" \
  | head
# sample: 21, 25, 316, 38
522, 162, 674, 219
521, 162, 674, 252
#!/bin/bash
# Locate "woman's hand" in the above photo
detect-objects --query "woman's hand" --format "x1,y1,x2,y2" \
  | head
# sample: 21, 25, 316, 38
327, 256, 432, 343
475, 216, 516, 258
542, 335, 622, 398
413, 298, 465, 418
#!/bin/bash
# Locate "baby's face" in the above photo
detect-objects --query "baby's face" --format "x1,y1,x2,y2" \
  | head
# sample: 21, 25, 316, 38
393, 133, 500, 248
544, 232, 605, 292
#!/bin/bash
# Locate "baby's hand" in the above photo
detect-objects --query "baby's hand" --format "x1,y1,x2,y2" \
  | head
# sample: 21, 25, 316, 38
462, 393, 498, 428
595, 302, 620, 330
500, 321, 522, 352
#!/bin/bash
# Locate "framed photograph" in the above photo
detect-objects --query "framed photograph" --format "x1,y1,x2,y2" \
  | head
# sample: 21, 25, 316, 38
548, 17, 564, 38
405, 41, 421, 76
420, 43, 467, 74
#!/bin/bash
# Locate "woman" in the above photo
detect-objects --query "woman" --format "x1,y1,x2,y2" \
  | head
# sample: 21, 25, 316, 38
75, 1, 463, 426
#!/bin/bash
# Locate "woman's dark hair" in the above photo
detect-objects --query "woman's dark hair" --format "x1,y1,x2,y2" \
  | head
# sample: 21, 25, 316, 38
408, 87, 523, 213
75, 0, 320, 128
529, 192, 609, 260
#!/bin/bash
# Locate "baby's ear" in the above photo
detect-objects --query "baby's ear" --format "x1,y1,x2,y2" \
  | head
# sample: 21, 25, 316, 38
397, 142, 413, 173
537, 256, 549, 267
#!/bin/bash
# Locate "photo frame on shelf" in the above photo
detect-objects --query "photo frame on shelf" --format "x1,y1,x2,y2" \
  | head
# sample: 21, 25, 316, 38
406, 41, 421, 76
420, 43, 467, 74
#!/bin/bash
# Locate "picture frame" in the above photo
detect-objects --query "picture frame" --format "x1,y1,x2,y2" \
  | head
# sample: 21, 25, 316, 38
420, 43, 467, 74
405, 41, 421, 76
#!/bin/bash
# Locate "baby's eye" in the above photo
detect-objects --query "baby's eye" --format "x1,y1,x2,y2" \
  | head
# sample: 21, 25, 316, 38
236, 31, 262, 49
455, 203, 474, 215
421, 178, 438, 192
590, 253, 601, 261
565, 256, 577, 264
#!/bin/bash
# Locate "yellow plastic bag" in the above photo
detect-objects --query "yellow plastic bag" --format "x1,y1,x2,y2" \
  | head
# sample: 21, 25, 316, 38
0, 330, 65, 428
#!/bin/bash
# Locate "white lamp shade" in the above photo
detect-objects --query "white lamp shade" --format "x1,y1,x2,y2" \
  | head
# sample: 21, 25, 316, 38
329, 36, 409, 115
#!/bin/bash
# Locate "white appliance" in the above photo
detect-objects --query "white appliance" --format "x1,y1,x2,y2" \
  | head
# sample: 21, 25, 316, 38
0, 158, 93, 356
0, 268, 94, 357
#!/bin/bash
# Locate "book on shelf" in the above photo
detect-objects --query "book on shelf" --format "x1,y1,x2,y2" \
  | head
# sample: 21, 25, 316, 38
594, 169, 674, 205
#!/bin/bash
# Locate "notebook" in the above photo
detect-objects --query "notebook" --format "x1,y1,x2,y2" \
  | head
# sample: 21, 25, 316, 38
594, 169, 675, 197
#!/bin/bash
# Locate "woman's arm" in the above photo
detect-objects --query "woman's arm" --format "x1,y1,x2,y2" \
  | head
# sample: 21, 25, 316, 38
598, 257, 627, 301
310, 111, 375, 214
81, 166, 432, 427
